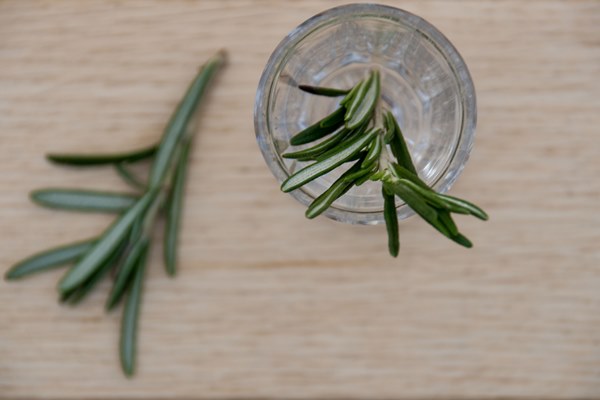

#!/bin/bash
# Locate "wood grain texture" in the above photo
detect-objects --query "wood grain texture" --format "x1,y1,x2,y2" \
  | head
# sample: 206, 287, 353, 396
1, 0, 599, 398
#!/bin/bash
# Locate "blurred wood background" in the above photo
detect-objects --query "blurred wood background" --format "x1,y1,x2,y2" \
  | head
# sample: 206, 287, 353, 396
1, 0, 599, 398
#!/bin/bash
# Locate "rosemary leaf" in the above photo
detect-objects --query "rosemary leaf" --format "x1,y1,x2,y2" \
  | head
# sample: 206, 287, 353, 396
346, 70, 380, 130
148, 51, 225, 189
305, 160, 365, 219
438, 210, 459, 237
58, 189, 156, 294
164, 140, 192, 276
361, 135, 382, 169
120, 251, 147, 377
47, 145, 157, 166
342, 163, 375, 183
305, 179, 353, 219
282, 127, 351, 160
386, 111, 417, 174
313, 122, 370, 162
5, 238, 96, 280
31, 189, 138, 213
369, 170, 386, 181
389, 163, 427, 189
432, 211, 473, 248
110, 215, 144, 282
383, 119, 395, 143
298, 85, 350, 97
452, 233, 473, 248
383, 187, 399, 257
106, 238, 149, 311
344, 75, 371, 120
319, 107, 347, 128
346, 149, 369, 163
390, 176, 443, 206
67, 241, 127, 305
339, 79, 362, 106
289, 108, 345, 146
115, 163, 147, 190
354, 163, 378, 186
281, 128, 378, 192
436, 194, 489, 221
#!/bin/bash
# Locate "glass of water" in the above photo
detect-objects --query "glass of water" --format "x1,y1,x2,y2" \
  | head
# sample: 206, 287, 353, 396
255, 3, 477, 225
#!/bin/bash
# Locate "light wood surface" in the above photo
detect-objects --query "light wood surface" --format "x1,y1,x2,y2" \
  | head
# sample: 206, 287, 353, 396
1, 1, 599, 398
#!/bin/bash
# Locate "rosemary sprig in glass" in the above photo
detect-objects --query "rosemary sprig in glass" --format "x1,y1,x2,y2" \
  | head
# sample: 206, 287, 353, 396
281, 70, 488, 256
5, 51, 225, 376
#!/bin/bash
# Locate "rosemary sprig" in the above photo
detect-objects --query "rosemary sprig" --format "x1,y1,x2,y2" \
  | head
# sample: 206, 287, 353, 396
4, 51, 225, 376
282, 70, 488, 256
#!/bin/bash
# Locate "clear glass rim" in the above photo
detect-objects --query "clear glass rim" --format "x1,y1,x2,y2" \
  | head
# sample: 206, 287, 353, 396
254, 3, 477, 225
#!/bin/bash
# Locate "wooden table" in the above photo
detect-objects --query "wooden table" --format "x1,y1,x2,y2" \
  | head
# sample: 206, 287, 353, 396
1, 1, 599, 398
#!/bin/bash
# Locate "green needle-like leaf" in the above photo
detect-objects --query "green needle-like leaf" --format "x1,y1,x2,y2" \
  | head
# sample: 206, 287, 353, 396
283, 127, 351, 160
164, 140, 191, 276
369, 170, 386, 182
58, 189, 156, 294
354, 164, 378, 186
106, 238, 149, 311
391, 177, 445, 207
436, 193, 489, 221
305, 160, 366, 219
452, 233, 473, 248
313, 122, 370, 162
361, 135, 382, 169
305, 179, 353, 219
383, 187, 399, 257
115, 163, 146, 190
5, 238, 96, 280
31, 189, 138, 213
344, 75, 371, 121
298, 85, 350, 97
148, 51, 225, 188
289, 108, 345, 146
383, 120, 395, 144
438, 210, 459, 237
120, 250, 147, 377
339, 79, 362, 106
342, 161, 375, 183
281, 128, 378, 192
319, 107, 346, 128
67, 242, 127, 305
47, 145, 157, 166
386, 111, 417, 174
346, 70, 380, 130
389, 163, 427, 189
434, 210, 473, 248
